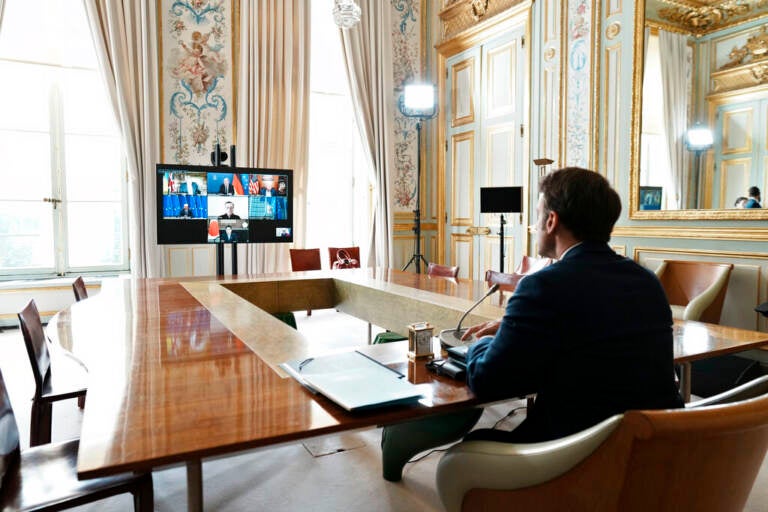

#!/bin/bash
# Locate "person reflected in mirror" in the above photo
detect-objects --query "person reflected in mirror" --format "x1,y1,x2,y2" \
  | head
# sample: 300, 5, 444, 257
179, 203, 193, 218
745, 186, 762, 208
218, 201, 240, 220
734, 196, 748, 209
218, 177, 235, 196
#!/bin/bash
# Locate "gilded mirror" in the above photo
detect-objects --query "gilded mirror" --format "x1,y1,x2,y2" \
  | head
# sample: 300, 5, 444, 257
631, 0, 768, 219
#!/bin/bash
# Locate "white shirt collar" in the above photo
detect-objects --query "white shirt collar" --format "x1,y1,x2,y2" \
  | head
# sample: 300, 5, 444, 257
558, 241, 583, 260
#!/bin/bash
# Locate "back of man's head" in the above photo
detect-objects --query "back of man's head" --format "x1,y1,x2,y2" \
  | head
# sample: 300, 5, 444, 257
539, 167, 621, 243
749, 186, 761, 198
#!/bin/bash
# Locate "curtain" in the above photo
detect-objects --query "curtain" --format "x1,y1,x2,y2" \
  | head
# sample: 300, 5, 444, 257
0, 0, 5, 32
659, 30, 690, 210
237, 0, 311, 273
339, 0, 395, 268
83, 0, 162, 277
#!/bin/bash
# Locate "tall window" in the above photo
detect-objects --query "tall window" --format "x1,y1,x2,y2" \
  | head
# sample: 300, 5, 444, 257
0, 0, 127, 278
307, 0, 372, 264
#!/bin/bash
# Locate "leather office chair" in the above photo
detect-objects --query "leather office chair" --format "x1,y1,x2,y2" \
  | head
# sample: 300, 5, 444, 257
0, 368, 154, 511
485, 256, 553, 305
328, 247, 361, 269
654, 260, 733, 323
289, 248, 322, 316
437, 378, 768, 512
426, 262, 460, 279
72, 277, 88, 302
17, 300, 88, 446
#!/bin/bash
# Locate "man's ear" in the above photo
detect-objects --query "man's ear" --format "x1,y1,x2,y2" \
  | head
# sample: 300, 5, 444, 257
545, 209, 559, 234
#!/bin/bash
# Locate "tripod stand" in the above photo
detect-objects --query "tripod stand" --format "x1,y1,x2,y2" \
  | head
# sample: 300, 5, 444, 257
402, 120, 429, 273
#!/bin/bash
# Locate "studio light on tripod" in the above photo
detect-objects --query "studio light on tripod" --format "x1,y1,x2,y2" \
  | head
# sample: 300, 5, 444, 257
399, 83, 437, 274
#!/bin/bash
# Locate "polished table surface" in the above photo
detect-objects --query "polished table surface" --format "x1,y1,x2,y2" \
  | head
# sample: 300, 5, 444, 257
46, 268, 768, 481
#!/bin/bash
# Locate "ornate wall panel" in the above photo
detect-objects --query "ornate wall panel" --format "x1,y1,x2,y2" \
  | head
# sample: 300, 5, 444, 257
159, 0, 234, 165
451, 132, 475, 225
450, 233, 473, 279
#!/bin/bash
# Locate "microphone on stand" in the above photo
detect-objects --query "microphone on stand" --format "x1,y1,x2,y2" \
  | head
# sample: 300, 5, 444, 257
439, 284, 500, 348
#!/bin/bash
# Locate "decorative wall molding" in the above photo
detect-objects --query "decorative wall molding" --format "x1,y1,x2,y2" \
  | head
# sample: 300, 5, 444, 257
613, 225, 768, 241
439, 0, 527, 40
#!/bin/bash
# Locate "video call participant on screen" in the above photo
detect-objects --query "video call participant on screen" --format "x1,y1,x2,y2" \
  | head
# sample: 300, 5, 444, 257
276, 181, 286, 196
218, 201, 240, 220
218, 177, 235, 196
380, 167, 684, 482
221, 226, 238, 242
179, 203, 193, 218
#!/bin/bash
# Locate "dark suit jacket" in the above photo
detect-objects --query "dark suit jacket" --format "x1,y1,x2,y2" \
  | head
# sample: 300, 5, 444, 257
218, 184, 235, 195
466, 242, 683, 443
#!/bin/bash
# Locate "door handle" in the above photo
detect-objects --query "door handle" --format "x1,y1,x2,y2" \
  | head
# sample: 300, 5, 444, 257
465, 226, 491, 235
43, 197, 62, 209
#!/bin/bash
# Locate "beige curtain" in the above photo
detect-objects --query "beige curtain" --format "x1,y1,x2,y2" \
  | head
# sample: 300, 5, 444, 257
237, 0, 311, 273
0, 0, 5, 31
340, 0, 395, 268
83, 0, 162, 277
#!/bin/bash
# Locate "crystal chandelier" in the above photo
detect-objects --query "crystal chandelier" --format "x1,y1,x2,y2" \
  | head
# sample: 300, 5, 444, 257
333, 0, 361, 29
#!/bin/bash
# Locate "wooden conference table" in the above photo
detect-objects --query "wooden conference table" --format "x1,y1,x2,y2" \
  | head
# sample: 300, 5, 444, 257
46, 269, 768, 511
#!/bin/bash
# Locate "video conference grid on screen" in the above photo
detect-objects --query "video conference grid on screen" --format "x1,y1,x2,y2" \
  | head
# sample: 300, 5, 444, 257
156, 164, 293, 244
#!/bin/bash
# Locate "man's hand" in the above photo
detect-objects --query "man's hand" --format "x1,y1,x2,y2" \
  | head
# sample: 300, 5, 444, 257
461, 320, 500, 341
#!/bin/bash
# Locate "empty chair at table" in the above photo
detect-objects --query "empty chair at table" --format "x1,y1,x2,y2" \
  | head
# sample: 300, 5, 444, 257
17, 300, 88, 446
328, 246, 360, 269
426, 262, 460, 279
289, 248, 322, 316
72, 276, 88, 302
0, 368, 154, 511
654, 259, 733, 323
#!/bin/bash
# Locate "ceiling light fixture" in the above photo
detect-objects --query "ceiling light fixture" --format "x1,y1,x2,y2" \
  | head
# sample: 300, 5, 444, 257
333, 0, 361, 29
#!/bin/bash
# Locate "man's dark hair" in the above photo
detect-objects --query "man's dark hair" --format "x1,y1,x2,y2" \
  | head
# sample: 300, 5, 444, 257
539, 167, 621, 243
749, 186, 761, 198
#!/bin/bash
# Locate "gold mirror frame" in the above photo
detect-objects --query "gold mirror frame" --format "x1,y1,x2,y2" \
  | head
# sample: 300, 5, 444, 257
630, 0, 768, 220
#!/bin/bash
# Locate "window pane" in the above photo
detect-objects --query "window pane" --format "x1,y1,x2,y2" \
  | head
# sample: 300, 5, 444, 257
0, 201, 54, 271
0, 0, 97, 68
0, 61, 53, 132
66, 202, 124, 267
61, 68, 118, 135
64, 135, 122, 201
0, 132, 52, 201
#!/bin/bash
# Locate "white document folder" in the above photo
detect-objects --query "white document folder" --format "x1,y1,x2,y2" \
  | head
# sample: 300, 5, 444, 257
280, 351, 423, 411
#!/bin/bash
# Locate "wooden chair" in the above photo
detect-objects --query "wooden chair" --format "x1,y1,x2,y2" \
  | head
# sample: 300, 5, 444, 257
289, 248, 322, 272
0, 368, 153, 511
654, 260, 733, 323
328, 247, 361, 269
427, 262, 460, 279
437, 379, 768, 512
17, 300, 88, 447
289, 249, 322, 316
72, 277, 88, 302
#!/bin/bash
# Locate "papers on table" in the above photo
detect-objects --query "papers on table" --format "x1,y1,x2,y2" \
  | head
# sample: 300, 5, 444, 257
280, 351, 423, 411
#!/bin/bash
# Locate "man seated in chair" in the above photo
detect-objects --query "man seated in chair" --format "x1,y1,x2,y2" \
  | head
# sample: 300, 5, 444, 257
381, 167, 684, 480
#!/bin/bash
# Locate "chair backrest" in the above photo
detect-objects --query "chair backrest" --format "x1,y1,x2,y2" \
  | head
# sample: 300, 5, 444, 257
655, 260, 733, 323
17, 300, 50, 398
289, 248, 322, 271
484, 256, 553, 293
458, 392, 768, 512
0, 369, 20, 483
427, 262, 459, 279
328, 247, 361, 269
72, 276, 88, 302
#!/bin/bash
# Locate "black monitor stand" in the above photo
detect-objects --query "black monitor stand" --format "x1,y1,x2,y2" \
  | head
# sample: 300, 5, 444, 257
216, 241, 238, 276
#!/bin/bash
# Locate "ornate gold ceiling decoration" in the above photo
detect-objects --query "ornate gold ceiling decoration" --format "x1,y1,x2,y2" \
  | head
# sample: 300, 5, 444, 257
658, 1, 751, 31
720, 25, 768, 68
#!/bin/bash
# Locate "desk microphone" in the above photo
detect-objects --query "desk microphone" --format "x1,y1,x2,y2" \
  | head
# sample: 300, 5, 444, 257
439, 284, 500, 348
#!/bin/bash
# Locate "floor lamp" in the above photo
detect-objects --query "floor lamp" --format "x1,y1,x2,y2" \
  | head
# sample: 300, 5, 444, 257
480, 186, 523, 272
685, 124, 713, 209
399, 84, 437, 274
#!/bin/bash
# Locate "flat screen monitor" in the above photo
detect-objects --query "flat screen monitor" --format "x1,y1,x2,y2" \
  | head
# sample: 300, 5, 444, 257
156, 164, 293, 244
480, 186, 523, 213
